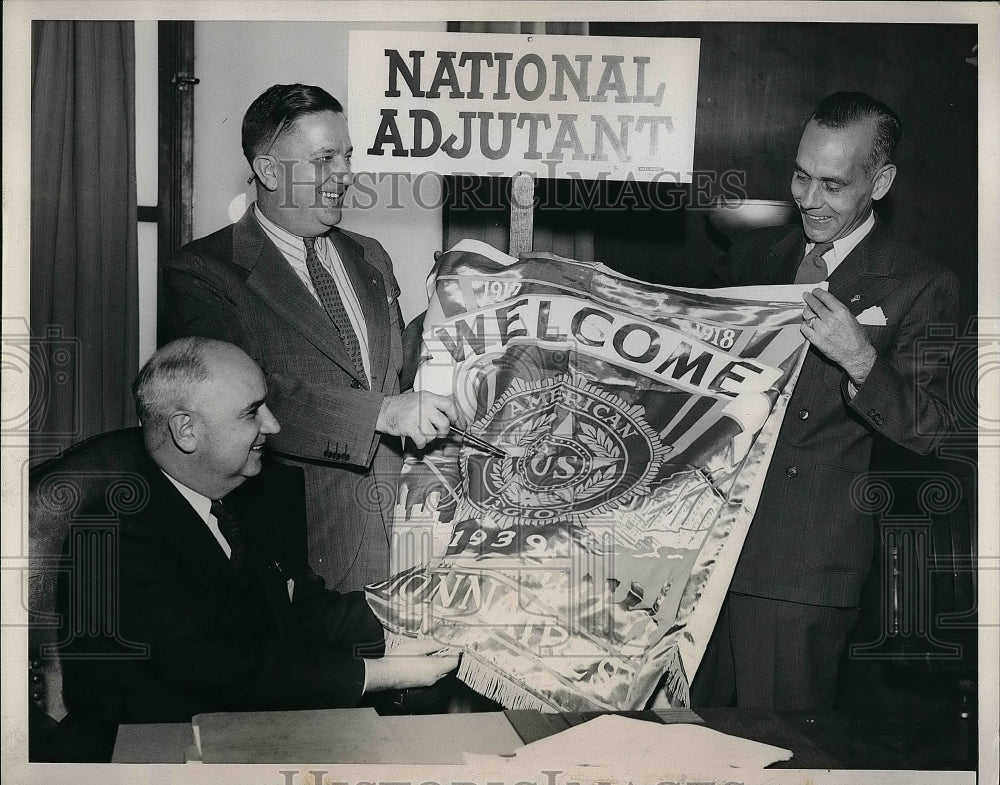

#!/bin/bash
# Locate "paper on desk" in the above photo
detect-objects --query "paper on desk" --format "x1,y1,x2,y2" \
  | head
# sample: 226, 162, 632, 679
472, 715, 792, 768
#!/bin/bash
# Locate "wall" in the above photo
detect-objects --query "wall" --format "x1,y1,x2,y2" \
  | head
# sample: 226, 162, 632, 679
192, 21, 446, 324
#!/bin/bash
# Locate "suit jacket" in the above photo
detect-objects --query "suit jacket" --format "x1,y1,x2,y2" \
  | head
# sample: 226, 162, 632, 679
713, 220, 959, 607
60, 452, 386, 725
162, 206, 405, 591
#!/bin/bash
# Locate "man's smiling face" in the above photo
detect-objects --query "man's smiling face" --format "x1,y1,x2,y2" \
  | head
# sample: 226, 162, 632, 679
790, 118, 888, 244
262, 110, 354, 237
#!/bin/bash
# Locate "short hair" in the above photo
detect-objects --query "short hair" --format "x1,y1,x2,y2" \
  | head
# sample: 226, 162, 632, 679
809, 92, 902, 174
241, 83, 344, 166
132, 337, 216, 432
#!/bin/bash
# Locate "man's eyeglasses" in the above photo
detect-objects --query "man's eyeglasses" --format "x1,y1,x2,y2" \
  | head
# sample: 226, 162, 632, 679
246, 115, 289, 185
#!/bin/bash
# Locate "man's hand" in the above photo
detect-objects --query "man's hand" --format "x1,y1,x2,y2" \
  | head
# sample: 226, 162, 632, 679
376, 391, 458, 449
363, 637, 460, 692
801, 288, 878, 386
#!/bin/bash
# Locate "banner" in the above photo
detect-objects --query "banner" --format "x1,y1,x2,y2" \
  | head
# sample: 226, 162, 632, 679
366, 241, 812, 711
348, 31, 700, 182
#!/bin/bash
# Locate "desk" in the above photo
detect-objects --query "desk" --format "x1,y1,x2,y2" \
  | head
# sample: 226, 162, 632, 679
113, 707, 892, 767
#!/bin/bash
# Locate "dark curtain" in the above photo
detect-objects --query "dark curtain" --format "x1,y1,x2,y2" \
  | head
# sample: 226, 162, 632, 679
30, 21, 139, 460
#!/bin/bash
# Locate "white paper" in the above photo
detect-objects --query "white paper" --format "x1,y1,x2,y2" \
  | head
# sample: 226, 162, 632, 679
492, 715, 793, 768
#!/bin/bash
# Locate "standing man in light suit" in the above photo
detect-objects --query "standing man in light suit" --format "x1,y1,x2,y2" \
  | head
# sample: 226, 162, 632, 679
692, 92, 960, 710
163, 83, 456, 591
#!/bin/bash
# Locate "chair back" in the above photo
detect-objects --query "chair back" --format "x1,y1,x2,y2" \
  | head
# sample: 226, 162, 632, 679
28, 427, 147, 722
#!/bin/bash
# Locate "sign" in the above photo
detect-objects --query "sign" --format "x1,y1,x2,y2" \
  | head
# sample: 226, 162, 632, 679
366, 240, 814, 711
348, 31, 700, 182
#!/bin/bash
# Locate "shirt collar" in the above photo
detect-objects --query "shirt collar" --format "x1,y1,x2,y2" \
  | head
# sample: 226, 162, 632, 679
162, 471, 213, 524
806, 211, 875, 275
253, 202, 315, 252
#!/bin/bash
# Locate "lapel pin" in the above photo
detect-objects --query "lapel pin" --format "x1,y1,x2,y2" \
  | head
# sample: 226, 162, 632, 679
850, 294, 861, 303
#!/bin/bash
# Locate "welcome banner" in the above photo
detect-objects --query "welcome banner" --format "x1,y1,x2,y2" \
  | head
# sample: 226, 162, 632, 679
367, 241, 812, 711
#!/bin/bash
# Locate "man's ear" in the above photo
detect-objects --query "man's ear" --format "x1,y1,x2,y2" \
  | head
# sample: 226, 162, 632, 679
871, 163, 897, 201
167, 411, 197, 454
252, 155, 279, 192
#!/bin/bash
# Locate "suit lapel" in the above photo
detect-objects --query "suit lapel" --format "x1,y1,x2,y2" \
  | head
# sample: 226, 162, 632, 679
826, 220, 901, 316
221, 488, 298, 637
142, 459, 297, 635
231, 208, 360, 379
329, 228, 391, 390
763, 220, 900, 316
136, 460, 235, 589
764, 226, 806, 285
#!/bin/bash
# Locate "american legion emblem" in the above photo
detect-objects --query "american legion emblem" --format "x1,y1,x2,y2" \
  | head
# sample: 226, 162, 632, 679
366, 240, 812, 711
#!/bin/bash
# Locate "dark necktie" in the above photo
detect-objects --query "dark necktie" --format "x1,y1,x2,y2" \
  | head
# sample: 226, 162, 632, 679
303, 236, 369, 387
794, 241, 834, 284
210, 499, 247, 572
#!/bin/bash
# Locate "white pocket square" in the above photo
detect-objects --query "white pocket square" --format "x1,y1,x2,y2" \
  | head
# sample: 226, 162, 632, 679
857, 305, 887, 326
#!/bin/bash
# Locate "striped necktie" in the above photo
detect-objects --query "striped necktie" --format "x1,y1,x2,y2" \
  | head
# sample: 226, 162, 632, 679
303, 236, 368, 387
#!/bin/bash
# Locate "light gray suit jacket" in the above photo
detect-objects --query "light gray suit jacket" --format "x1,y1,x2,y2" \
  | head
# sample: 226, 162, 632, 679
162, 206, 404, 591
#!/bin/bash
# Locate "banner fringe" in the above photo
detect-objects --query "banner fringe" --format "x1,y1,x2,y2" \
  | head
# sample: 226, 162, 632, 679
457, 656, 554, 712
657, 646, 691, 707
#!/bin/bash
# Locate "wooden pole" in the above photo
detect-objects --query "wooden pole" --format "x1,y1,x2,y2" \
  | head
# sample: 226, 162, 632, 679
509, 172, 536, 256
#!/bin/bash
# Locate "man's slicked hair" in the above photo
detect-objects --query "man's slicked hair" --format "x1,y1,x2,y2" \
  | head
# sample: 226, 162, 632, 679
810, 92, 902, 174
241, 83, 344, 166
132, 336, 215, 432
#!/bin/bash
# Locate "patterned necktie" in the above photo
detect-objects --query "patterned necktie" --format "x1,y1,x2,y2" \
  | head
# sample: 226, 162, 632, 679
794, 241, 834, 284
211, 499, 247, 572
303, 236, 369, 387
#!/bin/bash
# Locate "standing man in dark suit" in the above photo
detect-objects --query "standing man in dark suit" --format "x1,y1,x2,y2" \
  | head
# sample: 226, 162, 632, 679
60, 337, 458, 747
691, 92, 960, 710
163, 84, 457, 591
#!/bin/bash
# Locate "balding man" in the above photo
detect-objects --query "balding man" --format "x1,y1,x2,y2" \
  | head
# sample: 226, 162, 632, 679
59, 338, 457, 744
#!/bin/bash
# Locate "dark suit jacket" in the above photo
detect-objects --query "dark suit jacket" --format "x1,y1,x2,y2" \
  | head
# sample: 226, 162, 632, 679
60, 453, 386, 726
162, 206, 405, 591
713, 220, 959, 607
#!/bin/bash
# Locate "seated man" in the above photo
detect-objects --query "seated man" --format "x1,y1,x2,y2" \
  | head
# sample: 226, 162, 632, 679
59, 337, 457, 748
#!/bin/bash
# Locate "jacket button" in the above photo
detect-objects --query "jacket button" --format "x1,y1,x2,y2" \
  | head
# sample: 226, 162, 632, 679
350, 379, 362, 389
785, 465, 798, 478
867, 408, 878, 418
324, 448, 334, 459
797, 408, 809, 420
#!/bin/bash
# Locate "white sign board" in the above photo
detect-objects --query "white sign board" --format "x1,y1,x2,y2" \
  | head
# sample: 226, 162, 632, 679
348, 31, 700, 182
